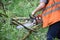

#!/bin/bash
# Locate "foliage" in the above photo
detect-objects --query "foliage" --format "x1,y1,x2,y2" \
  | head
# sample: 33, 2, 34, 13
0, 0, 49, 40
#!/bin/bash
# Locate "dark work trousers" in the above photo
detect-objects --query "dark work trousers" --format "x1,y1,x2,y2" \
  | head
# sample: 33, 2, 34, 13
47, 21, 60, 40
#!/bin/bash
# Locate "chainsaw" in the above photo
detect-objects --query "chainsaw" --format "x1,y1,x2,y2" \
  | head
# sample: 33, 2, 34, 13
16, 14, 42, 32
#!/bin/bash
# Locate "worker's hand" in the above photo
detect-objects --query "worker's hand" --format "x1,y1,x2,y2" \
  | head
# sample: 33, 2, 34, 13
31, 11, 36, 17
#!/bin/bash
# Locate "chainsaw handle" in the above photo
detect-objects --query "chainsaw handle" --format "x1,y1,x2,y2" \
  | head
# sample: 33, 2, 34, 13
29, 14, 36, 19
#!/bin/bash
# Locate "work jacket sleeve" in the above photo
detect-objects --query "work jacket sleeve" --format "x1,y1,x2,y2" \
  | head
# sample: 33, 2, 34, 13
40, 0, 47, 3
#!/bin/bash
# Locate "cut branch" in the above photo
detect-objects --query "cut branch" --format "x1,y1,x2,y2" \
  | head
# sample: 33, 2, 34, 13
0, 13, 8, 17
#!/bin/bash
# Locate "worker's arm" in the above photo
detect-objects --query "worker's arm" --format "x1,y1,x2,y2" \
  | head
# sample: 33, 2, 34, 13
32, 2, 46, 16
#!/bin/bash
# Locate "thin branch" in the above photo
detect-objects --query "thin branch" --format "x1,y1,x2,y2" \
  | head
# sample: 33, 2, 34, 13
12, 17, 30, 20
